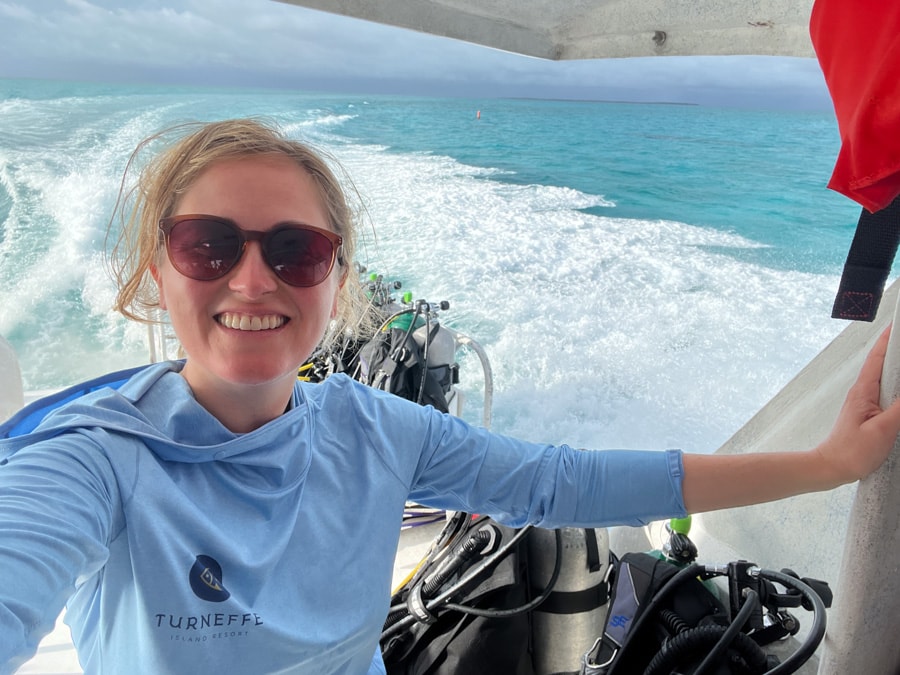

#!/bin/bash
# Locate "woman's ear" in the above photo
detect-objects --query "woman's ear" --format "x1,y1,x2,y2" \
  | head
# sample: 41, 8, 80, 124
330, 268, 348, 319
150, 263, 167, 310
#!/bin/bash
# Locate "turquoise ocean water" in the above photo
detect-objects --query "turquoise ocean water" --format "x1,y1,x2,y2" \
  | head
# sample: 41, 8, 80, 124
0, 78, 862, 453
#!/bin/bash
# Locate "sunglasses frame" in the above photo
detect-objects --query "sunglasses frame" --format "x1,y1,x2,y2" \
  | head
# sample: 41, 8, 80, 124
158, 214, 343, 287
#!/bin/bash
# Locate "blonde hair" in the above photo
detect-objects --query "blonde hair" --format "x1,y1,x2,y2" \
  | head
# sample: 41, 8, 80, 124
106, 118, 372, 347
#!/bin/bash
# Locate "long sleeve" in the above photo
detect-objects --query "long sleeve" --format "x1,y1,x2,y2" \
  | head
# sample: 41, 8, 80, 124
409, 419, 687, 528
317, 375, 687, 529
0, 432, 119, 673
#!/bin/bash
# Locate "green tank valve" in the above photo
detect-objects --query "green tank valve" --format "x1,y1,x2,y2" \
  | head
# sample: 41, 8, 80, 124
369, 272, 378, 281
670, 515, 692, 535
402, 291, 413, 304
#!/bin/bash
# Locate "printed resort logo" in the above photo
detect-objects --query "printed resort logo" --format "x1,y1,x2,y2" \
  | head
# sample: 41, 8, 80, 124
190, 554, 231, 602
152, 553, 263, 641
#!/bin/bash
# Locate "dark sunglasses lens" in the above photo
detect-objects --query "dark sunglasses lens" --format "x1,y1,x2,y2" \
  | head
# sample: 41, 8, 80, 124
266, 228, 336, 286
167, 219, 242, 280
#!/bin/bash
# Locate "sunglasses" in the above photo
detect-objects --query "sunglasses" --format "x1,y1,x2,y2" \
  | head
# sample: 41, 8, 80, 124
158, 214, 343, 287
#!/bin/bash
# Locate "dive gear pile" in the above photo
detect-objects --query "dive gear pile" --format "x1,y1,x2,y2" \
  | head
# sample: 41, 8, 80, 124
381, 514, 832, 675
301, 269, 459, 414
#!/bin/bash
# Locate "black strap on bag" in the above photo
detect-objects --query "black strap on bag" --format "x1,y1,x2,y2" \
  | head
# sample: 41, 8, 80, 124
381, 521, 535, 675
832, 194, 900, 321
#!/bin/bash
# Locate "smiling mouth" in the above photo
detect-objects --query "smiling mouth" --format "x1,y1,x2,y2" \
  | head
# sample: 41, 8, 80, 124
216, 312, 287, 331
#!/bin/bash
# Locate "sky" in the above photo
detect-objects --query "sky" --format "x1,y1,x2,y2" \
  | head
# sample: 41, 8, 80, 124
0, 0, 834, 110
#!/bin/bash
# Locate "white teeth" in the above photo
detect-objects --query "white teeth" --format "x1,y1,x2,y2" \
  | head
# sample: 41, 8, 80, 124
217, 312, 285, 331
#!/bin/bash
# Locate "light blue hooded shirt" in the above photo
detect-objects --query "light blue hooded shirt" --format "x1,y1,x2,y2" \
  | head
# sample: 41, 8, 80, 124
0, 361, 685, 674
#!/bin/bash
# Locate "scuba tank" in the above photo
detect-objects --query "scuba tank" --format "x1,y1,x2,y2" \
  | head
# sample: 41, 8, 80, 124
527, 527, 612, 675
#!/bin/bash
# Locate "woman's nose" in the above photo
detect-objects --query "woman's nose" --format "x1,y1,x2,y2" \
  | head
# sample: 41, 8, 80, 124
227, 242, 279, 297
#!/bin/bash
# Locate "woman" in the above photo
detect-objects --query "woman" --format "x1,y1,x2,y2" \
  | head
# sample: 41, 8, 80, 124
1, 118, 898, 674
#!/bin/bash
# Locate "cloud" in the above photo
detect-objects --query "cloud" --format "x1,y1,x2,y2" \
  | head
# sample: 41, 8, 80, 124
2, 0, 481, 73
0, 0, 831, 109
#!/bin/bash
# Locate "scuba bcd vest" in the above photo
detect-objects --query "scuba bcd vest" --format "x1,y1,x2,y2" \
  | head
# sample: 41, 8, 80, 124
581, 552, 833, 675
356, 323, 458, 413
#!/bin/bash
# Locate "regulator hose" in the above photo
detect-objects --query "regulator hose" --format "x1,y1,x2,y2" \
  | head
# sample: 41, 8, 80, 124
641, 567, 827, 675
643, 623, 768, 675
383, 522, 496, 631
658, 608, 690, 636
611, 562, 704, 669
421, 526, 495, 597
442, 527, 563, 618
756, 569, 826, 675
381, 525, 534, 640
690, 589, 766, 675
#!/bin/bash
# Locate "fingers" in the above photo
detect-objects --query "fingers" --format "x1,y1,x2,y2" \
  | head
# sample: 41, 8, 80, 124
870, 386, 900, 437
855, 325, 900, 466
857, 325, 892, 390
848, 326, 896, 415
823, 326, 900, 479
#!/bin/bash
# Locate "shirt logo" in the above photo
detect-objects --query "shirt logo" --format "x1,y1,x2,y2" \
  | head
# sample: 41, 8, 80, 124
189, 554, 231, 603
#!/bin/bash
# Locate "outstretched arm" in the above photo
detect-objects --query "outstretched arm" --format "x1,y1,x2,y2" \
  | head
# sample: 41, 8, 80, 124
681, 327, 900, 514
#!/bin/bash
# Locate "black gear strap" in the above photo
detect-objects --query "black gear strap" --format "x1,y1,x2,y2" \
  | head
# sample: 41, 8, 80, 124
832, 194, 900, 321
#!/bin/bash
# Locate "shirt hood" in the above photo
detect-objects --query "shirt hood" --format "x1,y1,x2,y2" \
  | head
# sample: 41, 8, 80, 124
0, 362, 311, 484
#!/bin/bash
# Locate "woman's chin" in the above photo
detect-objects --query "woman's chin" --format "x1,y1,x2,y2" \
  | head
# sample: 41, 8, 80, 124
186, 361, 299, 391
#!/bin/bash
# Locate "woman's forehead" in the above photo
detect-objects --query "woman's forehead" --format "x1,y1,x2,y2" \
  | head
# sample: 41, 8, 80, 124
173, 156, 331, 230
